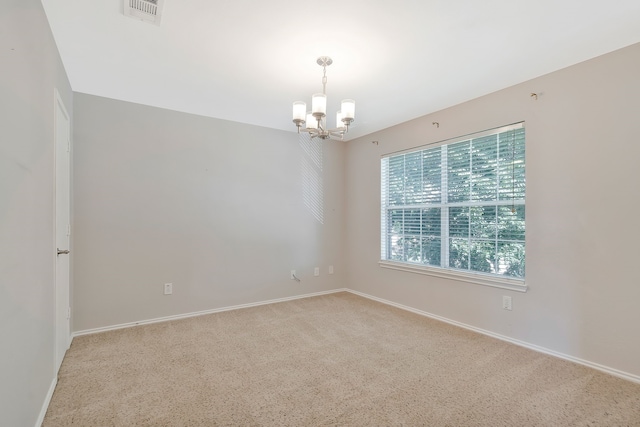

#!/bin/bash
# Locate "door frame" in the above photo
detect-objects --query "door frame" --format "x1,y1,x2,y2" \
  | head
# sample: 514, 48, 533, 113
54, 87, 71, 373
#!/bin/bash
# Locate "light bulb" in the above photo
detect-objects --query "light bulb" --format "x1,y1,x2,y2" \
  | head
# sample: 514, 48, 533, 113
312, 93, 327, 116
336, 111, 344, 129
341, 99, 355, 120
292, 101, 306, 121
306, 113, 317, 129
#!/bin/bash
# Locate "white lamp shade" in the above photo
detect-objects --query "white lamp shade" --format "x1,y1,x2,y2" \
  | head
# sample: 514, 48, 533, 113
312, 93, 327, 115
292, 101, 306, 121
336, 111, 344, 129
306, 113, 317, 129
341, 99, 355, 119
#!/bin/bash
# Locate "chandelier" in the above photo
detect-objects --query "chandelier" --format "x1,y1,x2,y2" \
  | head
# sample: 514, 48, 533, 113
292, 56, 355, 140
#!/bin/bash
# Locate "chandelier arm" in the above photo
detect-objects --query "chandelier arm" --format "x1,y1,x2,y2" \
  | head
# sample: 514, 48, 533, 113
327, 126, 347, 134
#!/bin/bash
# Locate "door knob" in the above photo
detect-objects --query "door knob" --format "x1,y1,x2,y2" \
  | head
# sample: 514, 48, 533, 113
57, 248, 70, 255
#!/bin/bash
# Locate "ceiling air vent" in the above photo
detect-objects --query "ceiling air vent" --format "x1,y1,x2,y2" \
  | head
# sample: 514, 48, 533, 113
124, 0, 164, 25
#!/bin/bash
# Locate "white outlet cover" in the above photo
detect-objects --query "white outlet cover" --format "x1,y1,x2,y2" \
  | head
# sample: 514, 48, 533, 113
314, 267, 320, 276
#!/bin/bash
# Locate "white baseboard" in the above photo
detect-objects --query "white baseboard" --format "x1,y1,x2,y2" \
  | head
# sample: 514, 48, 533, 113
73, 289, 348, 338
346, 289, 640, 385
35, 375, 57, 427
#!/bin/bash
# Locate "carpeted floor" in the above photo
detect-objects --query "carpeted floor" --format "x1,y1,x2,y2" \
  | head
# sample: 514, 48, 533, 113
43, 292, 640, 426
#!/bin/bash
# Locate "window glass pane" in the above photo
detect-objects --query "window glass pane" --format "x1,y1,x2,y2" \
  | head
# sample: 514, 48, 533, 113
389, 235, 403, 261
422, 208, 441, 236
423, 148, 442, 203
422, 237, 441, 266
470, 240, 497, 274
498, 128, 525, 201
388, 155, 405, 206
497, 205, 525, 241
404, 209, 421, 235
471, 135, 498, 201
470, 206, 496, 239
389, 209, 404, 234
497, 242, 525, 278
405, 236, 421, 263
447, 140, 470, 203
404, 152, 423, 205
449, 207, 469, 237
449, 238, 469, 270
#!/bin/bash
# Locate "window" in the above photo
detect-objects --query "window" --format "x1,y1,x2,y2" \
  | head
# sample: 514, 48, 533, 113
380, 123, 525, 289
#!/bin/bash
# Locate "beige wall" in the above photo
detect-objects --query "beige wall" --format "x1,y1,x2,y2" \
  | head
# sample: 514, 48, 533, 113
72, 94, 346, 332
0, 0, 73, 425
345, 42, 640, 378
74, 43, 640, 379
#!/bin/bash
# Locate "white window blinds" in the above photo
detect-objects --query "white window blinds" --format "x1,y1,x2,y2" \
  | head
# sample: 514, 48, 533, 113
381, 123, 525, 279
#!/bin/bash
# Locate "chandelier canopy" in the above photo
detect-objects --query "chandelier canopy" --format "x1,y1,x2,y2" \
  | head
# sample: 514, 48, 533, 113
292, 56, 355, 140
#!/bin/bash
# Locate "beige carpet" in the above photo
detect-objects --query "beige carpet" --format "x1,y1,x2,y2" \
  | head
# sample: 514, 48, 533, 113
43, 292, 640, 426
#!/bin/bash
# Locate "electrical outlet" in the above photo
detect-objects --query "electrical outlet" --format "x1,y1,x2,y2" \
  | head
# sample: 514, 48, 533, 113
164, 283, 173, 295
328, 265, 334, 274
290, 270, 296, 280
314, 267, 320, 276
502, 295, 512, 311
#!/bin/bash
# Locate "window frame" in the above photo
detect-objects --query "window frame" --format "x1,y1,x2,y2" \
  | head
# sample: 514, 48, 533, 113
380, 123, 527, 292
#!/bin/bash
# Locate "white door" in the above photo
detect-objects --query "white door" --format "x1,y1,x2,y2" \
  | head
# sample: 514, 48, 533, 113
54, 89, 71, 373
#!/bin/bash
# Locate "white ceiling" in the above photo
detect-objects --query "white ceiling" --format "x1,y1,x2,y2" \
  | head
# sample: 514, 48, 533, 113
41, 0, 640, 141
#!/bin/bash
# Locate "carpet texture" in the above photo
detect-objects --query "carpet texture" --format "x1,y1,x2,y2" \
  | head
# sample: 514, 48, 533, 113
43, 292, 640, 426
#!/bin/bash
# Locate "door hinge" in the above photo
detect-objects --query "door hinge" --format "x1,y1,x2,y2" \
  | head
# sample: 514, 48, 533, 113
67, 224, 71, 237
67, 138, 70, 153
67, 307, 71, 320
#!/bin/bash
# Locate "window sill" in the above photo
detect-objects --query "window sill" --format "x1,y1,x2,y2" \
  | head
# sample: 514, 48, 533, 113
378, 260, 527, 293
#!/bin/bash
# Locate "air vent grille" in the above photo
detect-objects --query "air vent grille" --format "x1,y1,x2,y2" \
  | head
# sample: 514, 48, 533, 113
131, 0, 157, 15
124, 0, 164, 25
